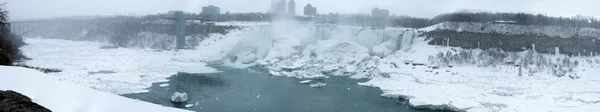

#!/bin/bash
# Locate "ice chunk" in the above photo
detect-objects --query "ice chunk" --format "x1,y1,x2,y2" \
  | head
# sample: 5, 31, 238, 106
299, 80, 312, 84
309, 83, 327, 88
171, 92, 189, 103
185, 104, 194, 108
159, 84, 169, 87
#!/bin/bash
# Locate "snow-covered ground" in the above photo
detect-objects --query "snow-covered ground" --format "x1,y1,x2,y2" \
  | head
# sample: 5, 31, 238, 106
0, 66, 190, 112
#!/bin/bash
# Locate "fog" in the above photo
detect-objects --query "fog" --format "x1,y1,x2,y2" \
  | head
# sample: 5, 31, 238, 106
3, 0, 600, 20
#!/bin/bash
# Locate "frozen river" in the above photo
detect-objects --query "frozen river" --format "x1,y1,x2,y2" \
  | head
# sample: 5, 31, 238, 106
123, 65, 430, 112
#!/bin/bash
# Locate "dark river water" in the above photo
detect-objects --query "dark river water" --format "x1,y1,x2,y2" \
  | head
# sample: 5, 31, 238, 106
123, 65, 432, 112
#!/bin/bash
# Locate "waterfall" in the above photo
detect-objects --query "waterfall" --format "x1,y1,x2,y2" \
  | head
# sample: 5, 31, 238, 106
397, 30, 417, 51
224, 25, 422, 65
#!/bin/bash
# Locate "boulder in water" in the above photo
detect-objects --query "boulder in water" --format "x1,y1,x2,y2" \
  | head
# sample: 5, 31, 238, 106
171, 92, 188, 103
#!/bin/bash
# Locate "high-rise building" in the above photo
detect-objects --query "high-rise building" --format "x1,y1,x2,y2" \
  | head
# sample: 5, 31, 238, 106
288, 0, 296, 15
304, 4, 317, 16
202, 5, 221, 20
371, 8, 390, 18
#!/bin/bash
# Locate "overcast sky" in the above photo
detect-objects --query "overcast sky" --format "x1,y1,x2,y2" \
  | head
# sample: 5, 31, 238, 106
3, 0, 600, 20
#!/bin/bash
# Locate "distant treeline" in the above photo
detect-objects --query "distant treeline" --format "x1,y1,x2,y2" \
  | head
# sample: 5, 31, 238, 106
392, 12, 600, 28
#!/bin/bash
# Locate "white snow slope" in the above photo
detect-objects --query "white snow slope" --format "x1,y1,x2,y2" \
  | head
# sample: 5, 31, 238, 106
0, 66, 191, 112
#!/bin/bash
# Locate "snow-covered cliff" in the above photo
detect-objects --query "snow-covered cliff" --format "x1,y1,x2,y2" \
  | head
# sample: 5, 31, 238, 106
423, 22, 600, 39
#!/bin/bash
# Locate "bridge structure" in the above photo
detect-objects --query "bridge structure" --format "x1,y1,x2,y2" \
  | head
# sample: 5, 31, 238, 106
7, 11, 213, 49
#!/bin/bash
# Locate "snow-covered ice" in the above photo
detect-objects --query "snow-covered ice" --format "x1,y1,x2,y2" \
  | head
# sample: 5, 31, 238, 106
20, 38, 221, 94
0, 66, 190, 112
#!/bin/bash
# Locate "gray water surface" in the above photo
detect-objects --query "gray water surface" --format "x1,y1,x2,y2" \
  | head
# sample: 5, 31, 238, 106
123, 65, 433, 112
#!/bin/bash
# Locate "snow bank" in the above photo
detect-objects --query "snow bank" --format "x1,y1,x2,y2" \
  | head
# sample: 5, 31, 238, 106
423, 22, 600, 39
0, 66, 190, 112
21, 38, 219, 94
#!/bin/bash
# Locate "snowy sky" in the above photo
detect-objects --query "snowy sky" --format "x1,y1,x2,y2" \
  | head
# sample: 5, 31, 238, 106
3, 0, 600, 20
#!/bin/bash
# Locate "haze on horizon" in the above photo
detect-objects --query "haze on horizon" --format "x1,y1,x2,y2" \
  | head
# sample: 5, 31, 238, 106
3, 0, 600, 20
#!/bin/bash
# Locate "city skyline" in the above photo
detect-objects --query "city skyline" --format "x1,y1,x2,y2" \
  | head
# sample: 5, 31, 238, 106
4, 0, 600, 20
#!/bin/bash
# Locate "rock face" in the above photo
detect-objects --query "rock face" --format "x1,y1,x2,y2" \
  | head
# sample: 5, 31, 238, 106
0, 90, 51, 112
171, 92, 189, 103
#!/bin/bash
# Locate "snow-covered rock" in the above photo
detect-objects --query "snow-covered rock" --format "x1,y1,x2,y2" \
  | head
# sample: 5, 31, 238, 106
0, 66, 190, 112
171, 92, 189, 103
